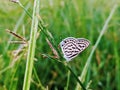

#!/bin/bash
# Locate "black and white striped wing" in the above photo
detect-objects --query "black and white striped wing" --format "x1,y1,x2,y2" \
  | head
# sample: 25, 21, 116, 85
60, 37, 90, 61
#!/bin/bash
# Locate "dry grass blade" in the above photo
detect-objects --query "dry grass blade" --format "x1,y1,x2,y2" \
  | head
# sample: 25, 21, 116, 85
6, 29, 27, 43
46, 38, 59, 59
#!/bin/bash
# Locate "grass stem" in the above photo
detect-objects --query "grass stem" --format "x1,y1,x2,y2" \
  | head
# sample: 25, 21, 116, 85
23, 0, 40, 90
76, 4, 118, 89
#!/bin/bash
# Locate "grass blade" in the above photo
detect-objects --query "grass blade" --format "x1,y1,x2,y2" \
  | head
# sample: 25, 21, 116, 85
23, 0, 40, 90
76, 4, 118, 89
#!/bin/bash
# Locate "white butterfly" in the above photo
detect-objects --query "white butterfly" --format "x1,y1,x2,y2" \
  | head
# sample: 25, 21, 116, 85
60, 37, 90, 61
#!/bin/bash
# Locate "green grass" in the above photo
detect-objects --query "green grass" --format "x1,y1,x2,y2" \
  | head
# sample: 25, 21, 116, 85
0, 0, 120, 90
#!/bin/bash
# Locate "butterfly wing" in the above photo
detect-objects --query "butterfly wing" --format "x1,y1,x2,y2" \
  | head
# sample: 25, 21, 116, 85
60, 37, 81, 61
60, 37, 90, 61
76, 38, 90, 53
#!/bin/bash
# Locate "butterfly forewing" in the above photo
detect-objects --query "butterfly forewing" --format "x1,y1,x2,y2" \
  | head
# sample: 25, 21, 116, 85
60, 37, 90, 61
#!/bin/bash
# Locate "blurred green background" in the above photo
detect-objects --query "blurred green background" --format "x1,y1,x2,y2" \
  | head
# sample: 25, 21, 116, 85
0, 0, 120, 90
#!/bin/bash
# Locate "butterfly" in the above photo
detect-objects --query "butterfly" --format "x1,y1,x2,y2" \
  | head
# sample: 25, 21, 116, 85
60, 37, 90, 61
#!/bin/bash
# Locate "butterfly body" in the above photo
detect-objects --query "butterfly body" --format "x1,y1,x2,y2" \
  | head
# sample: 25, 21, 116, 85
60, 37, 90, 61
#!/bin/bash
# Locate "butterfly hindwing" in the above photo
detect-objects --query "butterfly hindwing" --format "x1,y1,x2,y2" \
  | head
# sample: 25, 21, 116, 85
76, 38, 90, 53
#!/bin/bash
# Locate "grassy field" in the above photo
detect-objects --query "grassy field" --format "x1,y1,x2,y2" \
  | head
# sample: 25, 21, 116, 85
0, 0, 120, 90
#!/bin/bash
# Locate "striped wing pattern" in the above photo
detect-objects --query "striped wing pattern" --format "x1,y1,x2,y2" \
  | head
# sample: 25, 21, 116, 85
60, 37, 90, 61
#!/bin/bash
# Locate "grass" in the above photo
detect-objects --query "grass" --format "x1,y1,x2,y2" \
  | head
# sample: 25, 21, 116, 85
0, 0, 120, 90
23, 0, 40, 90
